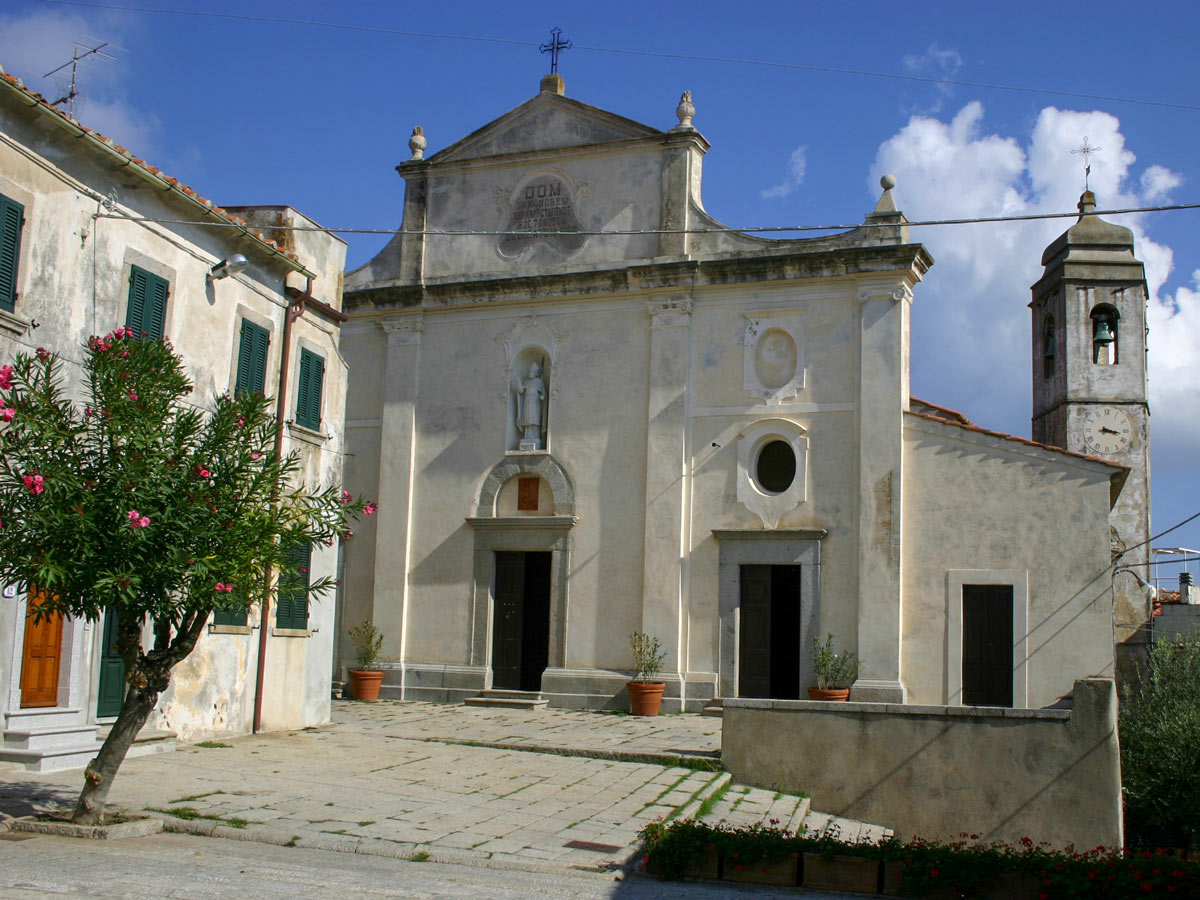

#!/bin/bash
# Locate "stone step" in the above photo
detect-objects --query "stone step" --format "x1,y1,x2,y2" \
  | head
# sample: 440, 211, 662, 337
701, 697, 724, 717
701, 782, 890, 844
4, 707, 87, 730
2, 723, 100, 752
96, 725, 177, 759
463, 690, 549, 710
0, 742, 102, 773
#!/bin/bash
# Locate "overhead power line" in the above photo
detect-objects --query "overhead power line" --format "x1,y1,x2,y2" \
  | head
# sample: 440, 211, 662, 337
94, 201, 1200, 238
41, 0, 1200, 112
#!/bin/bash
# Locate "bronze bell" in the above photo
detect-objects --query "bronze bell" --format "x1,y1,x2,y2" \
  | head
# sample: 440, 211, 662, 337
1093, 318, 1116, 345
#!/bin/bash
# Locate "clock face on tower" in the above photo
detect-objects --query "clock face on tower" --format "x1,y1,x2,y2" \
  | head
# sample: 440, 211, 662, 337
1083, 406, 1133, 455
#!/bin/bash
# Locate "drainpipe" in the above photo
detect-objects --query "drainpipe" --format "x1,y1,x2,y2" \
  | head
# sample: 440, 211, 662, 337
252, 278, 312, 733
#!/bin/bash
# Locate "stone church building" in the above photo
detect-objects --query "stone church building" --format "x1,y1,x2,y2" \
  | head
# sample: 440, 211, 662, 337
339, 74, 1147, 711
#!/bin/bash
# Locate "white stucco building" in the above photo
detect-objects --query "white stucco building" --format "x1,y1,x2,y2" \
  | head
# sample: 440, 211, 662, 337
340, 75, 1141, 712
0, 65, 350, 769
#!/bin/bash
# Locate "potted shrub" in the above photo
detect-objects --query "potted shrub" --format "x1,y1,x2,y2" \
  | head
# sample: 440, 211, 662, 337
809, 633, 858, 701
627, 630, 667, 716
347, 620, 386, 701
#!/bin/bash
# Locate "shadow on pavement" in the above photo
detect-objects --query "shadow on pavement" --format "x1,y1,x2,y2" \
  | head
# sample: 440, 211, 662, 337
0, 780, 79, 817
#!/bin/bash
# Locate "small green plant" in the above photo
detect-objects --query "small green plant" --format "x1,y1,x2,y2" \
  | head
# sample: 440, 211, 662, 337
631, 630, 666, 683
194, 741, 232, 749
411, 850, 430, 862
348, 620, 385, 670
811, 633, 859, 690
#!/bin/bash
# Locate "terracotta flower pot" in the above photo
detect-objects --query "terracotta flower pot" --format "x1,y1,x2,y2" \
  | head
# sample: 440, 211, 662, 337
807, 687, 851, 701
349, 668, 385, 701
627, 681, 666, 716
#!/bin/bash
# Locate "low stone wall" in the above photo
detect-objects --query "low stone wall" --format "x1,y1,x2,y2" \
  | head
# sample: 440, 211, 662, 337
722, 678, 1121, 849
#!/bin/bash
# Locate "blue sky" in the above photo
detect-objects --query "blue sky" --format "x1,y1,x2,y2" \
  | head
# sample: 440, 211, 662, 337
3, 0, 1198, 577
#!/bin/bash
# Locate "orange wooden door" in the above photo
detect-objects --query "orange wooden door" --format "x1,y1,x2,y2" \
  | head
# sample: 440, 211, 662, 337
20, 589, 63, 708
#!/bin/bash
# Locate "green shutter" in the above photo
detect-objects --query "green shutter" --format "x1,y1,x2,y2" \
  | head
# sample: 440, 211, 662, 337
212, 604, 248, 627
276, 542, 311, 630
295, 349, 324, 430
235, 319, 270, 397
0, 194, 23, 314
126, 266, 169, 340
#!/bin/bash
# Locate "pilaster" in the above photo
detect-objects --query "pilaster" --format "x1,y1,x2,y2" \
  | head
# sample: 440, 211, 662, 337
372, 316, 423, 666
852, 284, 911, 703
641, 297, 693, 673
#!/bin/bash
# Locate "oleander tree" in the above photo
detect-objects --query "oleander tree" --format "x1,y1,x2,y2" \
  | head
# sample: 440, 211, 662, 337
0, 329, 374, 824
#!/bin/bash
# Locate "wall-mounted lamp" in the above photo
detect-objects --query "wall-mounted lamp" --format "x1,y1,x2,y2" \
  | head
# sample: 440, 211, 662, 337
208, 253, 249, 283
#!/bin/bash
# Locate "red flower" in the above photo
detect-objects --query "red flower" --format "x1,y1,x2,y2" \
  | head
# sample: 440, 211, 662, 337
929, 868, 939, 878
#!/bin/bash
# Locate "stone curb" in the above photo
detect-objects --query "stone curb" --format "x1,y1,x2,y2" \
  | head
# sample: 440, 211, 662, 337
11, 814, 164, 840
159, 820, 624, 878
404, 736, 722, 770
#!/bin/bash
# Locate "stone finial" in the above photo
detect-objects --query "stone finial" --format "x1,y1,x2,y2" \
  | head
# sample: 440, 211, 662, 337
1078, 190, 1097, 216
674, 90, 695, 130
540, 72, 565, 95
873, 174, 899, 214
408, 126, 427, 160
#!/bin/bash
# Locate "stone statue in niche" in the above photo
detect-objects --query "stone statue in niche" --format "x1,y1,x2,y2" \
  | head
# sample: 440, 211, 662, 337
517, 362, 548, 450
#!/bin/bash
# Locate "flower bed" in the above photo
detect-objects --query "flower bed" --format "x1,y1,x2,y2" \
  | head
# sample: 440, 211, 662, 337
638, 819, 1200, 897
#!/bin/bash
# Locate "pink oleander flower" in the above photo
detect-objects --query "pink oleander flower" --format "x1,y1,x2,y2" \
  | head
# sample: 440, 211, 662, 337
364, 502, 377, 515
196, 465, 211, 479
214, 583, 233, 593
84, 407, 92, 417
23, 472, 44, 494
35, 347, 47, 359
236, 417, 245, 428
127, 390, 138, 401
0, 364, 12, 389
128, 510, 149, 529
341, 490, 352, 505
251, 452, 261, 460
1, 406, 14, 423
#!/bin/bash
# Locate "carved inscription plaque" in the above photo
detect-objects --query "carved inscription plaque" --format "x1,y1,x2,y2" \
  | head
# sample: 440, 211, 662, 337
499, 178, 585, 259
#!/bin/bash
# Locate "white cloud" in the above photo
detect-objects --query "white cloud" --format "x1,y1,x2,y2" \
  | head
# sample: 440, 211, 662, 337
871, 102, 1198, 468
0, 7, 154, 155
1141, 165, 1183, 201
761, 146, 808, 200
900, 43, 964, 113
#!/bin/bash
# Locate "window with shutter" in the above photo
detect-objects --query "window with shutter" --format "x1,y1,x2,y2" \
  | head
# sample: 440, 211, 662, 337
234, 319, 270, 397
126, 266, 169, 340
276, 542, 311, 630
0, 193, 24, 314
212, 604, 248, 627
295, 349, 324, 430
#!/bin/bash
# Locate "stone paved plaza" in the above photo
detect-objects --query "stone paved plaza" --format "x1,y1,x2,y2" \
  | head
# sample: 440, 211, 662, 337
0, 701, 885, 873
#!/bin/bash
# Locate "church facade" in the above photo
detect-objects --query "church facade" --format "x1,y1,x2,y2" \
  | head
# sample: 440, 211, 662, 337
340, 75, 1134, 711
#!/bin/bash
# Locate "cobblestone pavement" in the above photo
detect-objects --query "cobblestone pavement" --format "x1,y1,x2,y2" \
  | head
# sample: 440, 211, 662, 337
0, 700, 884, 875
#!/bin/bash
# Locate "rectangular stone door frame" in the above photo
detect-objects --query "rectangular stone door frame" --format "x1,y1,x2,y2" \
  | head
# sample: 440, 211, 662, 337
713, 529, 826, 700
465, 516, 576, 690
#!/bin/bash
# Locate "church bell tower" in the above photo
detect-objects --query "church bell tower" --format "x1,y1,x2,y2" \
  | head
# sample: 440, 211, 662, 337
1030, 190, 1152, 673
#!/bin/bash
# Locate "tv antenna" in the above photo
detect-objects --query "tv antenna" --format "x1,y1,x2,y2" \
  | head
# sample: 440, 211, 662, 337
43, 39, 122, 118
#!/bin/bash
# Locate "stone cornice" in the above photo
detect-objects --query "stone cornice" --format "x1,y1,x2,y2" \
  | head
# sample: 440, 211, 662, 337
345, 244, 933, 314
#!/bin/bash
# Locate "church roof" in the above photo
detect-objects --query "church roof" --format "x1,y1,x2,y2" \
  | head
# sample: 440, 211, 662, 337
0, 66, 314, 277
426, 87, 667, 165
907, 403, 1129, 506
1040, 191, 1137, 268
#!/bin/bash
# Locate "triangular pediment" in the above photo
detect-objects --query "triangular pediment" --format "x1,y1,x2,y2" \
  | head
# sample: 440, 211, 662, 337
430, 92, 663, 163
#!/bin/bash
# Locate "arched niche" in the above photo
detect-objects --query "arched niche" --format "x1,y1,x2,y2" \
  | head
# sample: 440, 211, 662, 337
476, 454, 575, 517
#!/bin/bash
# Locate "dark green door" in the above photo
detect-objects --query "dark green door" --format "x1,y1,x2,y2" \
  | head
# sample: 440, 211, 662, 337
96, 608, 126, 717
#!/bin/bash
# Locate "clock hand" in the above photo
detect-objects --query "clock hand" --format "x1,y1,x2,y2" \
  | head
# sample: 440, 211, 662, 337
1100, 426, 1119, 434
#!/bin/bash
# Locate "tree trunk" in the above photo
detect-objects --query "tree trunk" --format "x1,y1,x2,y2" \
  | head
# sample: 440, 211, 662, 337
70, 683, 158, 824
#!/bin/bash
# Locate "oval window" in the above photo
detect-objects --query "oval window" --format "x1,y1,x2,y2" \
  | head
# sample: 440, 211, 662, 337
756, 440, 796, 494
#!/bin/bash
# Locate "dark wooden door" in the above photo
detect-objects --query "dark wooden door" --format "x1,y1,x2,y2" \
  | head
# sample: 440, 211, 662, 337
96, 607, 126, 717
491, 551, 551, 692
962, 585, 1014, 707
738, 566, 773, 698
20, 589, 63, 708
492, 552, 525, 690
768, 566, 802, 700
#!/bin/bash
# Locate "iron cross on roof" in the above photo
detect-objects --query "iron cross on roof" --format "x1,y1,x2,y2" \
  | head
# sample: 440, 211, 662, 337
540, 27, 572, 74
1072, 136, 1102, 191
